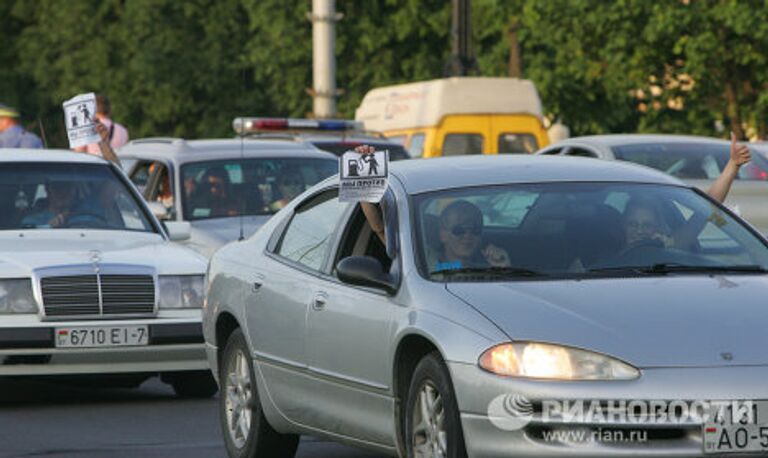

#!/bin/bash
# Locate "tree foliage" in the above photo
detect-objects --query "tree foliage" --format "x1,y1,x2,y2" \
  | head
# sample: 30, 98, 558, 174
1, 0, 766, 147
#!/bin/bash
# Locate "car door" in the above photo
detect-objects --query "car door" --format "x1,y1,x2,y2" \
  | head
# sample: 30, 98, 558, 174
248, 189, 350, 424
301, 199, 399, 444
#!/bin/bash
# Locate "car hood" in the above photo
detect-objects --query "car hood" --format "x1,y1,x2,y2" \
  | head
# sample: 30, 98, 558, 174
184, 215, 272, 258
0, 230, 206, 277
447, 275, 768, 368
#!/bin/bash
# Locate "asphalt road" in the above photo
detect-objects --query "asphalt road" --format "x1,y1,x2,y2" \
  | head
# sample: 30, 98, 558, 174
0, 376, 389, 458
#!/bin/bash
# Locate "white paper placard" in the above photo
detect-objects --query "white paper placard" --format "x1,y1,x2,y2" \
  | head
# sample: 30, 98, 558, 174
339, 149, 389, 203
63, 93, 100, 148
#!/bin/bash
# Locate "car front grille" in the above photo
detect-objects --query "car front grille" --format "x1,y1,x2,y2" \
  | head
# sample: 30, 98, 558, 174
41, 274, 155, 318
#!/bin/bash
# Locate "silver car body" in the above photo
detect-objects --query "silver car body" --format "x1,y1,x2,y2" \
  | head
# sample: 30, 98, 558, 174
118, 138, 338, 257
0, 149, 208, 376
204, 154, 768, 457
536, 134, 768, 234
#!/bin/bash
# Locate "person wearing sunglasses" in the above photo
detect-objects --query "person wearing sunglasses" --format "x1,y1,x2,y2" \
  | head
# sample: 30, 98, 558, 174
431, 200, 511, 271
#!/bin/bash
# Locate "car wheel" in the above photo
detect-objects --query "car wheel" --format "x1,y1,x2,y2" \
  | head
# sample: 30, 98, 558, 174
165, 370, 219, 398
219, 328, 299, 458
405, 351, 467, 458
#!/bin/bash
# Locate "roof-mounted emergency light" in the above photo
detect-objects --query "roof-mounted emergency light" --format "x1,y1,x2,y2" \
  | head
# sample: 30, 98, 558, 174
233, 117, 364, 135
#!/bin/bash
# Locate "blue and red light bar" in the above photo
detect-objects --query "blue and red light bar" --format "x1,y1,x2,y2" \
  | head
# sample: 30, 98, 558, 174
233, 117, 364, 134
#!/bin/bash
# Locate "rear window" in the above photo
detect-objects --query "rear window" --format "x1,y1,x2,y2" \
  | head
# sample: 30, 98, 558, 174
498, 133, 538, 154
443, 134, 483, 156
311, 141, 410, 161
612, 142, 768, 181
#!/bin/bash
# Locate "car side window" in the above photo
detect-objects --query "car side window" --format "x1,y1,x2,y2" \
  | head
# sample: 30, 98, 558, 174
276, 190, 349, 271
128, 160, 155, 193
539, 147, 564, 155
566, 147, 598, 158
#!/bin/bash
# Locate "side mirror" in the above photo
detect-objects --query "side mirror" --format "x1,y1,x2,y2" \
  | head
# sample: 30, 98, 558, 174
147, 201, 171, 220
164, 221, 191, 241
337, 256, 397, 295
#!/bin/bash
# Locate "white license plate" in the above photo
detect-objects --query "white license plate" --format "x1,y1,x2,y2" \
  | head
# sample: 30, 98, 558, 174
55, 326, 149, 348
704, 401, 768, 454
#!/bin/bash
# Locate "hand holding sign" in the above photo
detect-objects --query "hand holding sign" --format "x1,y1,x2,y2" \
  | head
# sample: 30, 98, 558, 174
63, 93, 100, 149
339, 145, 389, 203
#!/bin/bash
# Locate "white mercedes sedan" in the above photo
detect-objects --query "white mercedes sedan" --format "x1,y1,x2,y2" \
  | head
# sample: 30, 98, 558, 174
0, 149, 215, 397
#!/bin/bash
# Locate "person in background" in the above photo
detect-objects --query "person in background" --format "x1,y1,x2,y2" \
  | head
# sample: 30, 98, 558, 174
269, 168, 305, 211
75, 94, 129, 156
0, 103, 43, 149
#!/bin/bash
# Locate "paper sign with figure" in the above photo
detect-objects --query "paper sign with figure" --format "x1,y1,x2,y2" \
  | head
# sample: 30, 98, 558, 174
339, 149, 389, 203
63, 93, 100, 148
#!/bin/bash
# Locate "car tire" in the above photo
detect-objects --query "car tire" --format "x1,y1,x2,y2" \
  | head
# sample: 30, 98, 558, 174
165, 370, 219, 398
219, 328, 299, 458
405, 351, 467, 458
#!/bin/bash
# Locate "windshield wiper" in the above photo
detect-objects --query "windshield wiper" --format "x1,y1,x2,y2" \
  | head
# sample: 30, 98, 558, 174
431, 266, 547, 278
589, 263, 768, 275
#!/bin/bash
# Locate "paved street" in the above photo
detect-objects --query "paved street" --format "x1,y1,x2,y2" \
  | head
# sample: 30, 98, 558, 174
0, 376, 389, 458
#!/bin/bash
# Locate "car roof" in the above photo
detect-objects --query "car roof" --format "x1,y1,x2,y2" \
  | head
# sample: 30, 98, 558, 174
552, 134, 730, 148
0, 148, 110, 164
390, 155, 683, 194
117, 138, 338, 163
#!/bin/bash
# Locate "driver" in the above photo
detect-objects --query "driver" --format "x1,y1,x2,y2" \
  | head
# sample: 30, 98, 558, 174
621, 199, 674, 250
21, 181, 100, 228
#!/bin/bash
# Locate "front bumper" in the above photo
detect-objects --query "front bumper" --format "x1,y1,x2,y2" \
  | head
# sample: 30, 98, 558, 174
0, 315, 207, 376
449, 361, 768, 458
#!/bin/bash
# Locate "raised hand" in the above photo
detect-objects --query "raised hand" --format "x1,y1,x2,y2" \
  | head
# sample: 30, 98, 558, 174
730, 131, 751, 167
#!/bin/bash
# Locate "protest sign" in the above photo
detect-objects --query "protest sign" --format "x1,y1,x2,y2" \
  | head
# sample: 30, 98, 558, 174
63, 93, 100, 148
339, 149, 389, 203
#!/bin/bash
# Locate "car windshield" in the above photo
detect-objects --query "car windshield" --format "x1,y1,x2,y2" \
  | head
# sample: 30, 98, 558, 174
414, 182, 768, 281
612, 142, 768, 181
180, 158, 337, 220
0, 162, 154, 232
311, 141, 411, 161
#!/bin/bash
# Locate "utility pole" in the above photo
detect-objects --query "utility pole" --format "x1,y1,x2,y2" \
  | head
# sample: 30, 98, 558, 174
445, 0, 478, 76
308, 0, 342, 118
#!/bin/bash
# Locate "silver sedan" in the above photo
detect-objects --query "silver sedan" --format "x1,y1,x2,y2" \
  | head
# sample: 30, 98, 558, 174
204, 154, 768, 457
536, 134, 768, 234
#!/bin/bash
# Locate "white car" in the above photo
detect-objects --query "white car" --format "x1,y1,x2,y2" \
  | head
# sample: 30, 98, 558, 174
537, 134, 768, 233
0, 149, 215, 397
118, 138, 339, 257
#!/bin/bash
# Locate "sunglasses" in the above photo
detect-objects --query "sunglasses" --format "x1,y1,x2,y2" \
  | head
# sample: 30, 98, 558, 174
448, 224, 482, 237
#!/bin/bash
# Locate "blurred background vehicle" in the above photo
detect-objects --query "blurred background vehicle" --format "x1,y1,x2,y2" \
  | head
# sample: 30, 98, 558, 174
0, 148, 213, 398
537, 134, 768, 234
233, 117, 412, 160
118, 138, 338, 257
354, 77, 550, 157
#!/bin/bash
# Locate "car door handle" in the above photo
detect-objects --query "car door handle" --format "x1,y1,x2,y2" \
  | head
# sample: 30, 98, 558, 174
312, 292, 328, 311
252, 274, 266, 292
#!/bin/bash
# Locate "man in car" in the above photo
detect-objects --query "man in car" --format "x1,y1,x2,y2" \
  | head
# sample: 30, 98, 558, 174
192, 167, 239, 218
430, 200, 511, 271
21, 181, 106, 228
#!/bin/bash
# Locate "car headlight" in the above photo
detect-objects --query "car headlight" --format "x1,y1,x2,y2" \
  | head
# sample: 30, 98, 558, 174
158, 275, 204, 309
479, 342, 639, 381
0, 279, 37, 314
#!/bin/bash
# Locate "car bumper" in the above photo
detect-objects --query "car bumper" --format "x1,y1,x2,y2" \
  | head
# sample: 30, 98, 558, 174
0, 315, 207, 376
449, 361, 768, 458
